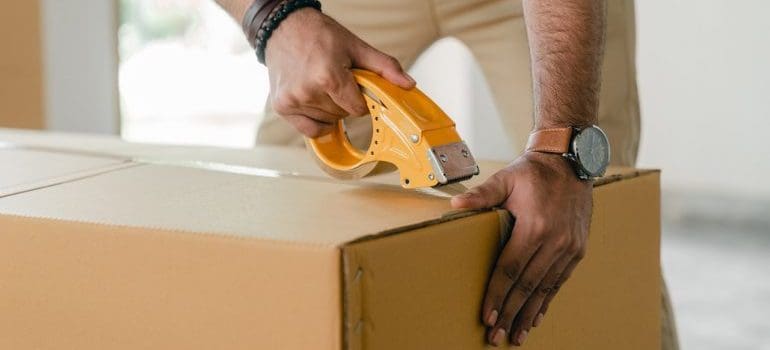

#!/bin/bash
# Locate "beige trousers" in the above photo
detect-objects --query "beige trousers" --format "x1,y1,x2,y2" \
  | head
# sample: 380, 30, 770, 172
256, 0, 639, 165
255, 0, 676, 348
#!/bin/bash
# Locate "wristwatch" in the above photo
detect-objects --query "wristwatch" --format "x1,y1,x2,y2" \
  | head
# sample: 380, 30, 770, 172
525, 125, 611, 180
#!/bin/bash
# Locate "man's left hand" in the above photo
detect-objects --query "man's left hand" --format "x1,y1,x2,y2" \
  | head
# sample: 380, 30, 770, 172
451, 151, 592, 347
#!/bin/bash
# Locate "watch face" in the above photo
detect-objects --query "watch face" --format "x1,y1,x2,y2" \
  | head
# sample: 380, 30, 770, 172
573, 126, 610, 177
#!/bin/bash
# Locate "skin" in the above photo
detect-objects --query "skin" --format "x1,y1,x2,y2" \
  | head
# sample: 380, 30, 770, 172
452, 1, 606, 346
217, 0, 606, 346
263, 8, 415, 137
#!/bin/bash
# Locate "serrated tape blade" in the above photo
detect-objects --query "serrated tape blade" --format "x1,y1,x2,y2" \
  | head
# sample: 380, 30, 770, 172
416, 182, 470, 198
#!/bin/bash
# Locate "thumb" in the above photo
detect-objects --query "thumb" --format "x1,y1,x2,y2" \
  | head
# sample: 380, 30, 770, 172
450, 173, 511, 210
350, 42, 416, 89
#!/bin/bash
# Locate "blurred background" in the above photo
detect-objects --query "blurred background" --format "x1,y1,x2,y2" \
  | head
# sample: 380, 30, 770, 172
1, 0, 768, 348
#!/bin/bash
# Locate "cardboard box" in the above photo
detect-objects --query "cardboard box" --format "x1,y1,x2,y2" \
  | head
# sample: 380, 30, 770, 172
0, 146, 131, 197
0, 130, 661, 349
0, 4, 45, 129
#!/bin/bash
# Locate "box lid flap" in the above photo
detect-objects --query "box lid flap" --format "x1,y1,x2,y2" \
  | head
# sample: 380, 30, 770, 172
0, 129, 655, 246
0, 128, 651, 187
0, 163, 456, 246
0, 146, 132, 197
0, 128, 323, 176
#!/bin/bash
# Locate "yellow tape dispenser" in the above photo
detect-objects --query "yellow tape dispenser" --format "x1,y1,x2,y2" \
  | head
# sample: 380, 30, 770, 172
306, 69, 480, 189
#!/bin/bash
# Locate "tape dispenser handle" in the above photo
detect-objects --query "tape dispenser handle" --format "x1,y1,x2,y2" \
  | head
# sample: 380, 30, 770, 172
305, 70, 391, 176
307, 69, 458, 187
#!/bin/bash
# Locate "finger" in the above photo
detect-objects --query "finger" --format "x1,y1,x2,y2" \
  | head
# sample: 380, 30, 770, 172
539, 255, 581, 318
451, 171, 512, 210
306, 96, 348, 120
481, 222, 539, 346
296, 104, 347, 124
350, 42, 415, 89
326, 70, 369, 117
294, 85, 348, 122
272, 87, 346, 124
491, 244, 559, 345
283, 114, 335, 138
509, 251, 574, 344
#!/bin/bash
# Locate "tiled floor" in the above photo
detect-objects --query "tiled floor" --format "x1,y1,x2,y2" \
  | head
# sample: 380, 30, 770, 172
662, 222, 770, 349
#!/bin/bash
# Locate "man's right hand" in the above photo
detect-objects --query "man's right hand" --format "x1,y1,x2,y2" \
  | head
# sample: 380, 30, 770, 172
264, 8, 415, 138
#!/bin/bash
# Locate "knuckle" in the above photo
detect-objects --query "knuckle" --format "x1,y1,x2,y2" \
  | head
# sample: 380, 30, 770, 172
569, 239, 583, 255
554, 235, 573, 253
538, 284, 553, 295
272, 92, 296, 114
317, 73, 340, 91
530, 217, 551, 237
498, 309, 516, 329
384, 55, 401, 68
575, 247, 587, 260
353, 101, 370, 116
298, 122, 325, 138
514, 279, 537, 296
496, 262, 521, 282
294, 88, 314, 104
346, 99, 369, 117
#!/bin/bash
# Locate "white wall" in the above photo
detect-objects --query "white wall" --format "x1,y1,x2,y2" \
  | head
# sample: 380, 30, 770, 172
40, 0, 769, 199
41, 0, 119, 134
417, 1, 770, 200
635, 0, 770, 199
410, 38, 513, 162
409, 38, 512, 162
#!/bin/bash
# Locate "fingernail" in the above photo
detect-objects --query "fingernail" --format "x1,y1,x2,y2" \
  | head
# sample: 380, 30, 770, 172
534, 313, 544, 327
517, 329, 528, 345
451, 196, 468, 204
492, 328, 506, 346
405, 73, 416, 85
486, 309, 499, 326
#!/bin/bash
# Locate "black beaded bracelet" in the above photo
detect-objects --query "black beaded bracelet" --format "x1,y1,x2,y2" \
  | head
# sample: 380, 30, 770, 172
255, 0, 322, 64
242, 0, 283, 49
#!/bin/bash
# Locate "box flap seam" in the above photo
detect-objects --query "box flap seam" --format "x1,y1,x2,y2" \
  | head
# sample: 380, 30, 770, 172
0, 161, 138, 198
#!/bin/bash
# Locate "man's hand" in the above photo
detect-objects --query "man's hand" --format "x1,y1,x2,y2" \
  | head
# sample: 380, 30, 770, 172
264, 8, 415, 138
451, 152, 592, 346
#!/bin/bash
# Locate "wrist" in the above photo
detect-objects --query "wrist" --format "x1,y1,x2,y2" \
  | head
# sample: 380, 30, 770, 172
243, 0, 322, 63
533, 109, 597, 131
522, 152, 592, 188
534, 118, 595, 131
264, 7, 324, 65
525, 125, 610, 181
242, 0, 281, 47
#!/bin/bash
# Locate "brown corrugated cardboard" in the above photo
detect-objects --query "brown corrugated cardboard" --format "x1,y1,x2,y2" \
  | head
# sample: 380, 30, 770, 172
0, 4, 45, 129
0, 128, 322, 176
0, 130, 660, 349
0, 128, 503, 189
0, 146, 132, 197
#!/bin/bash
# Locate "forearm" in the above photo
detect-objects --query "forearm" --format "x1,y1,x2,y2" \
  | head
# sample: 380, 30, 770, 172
523, 0, 606, 129
214, 0, 251, 23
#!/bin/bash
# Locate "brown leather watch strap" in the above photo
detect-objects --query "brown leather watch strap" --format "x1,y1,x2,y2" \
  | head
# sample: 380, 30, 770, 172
525, 127, 573, 154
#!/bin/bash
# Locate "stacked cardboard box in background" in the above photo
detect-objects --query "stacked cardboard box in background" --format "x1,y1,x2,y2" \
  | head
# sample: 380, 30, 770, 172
0, 129, 661, 349
0, 5, 45, 129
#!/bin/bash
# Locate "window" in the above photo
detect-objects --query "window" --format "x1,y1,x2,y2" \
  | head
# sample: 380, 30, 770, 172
118, 0, 268, 148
